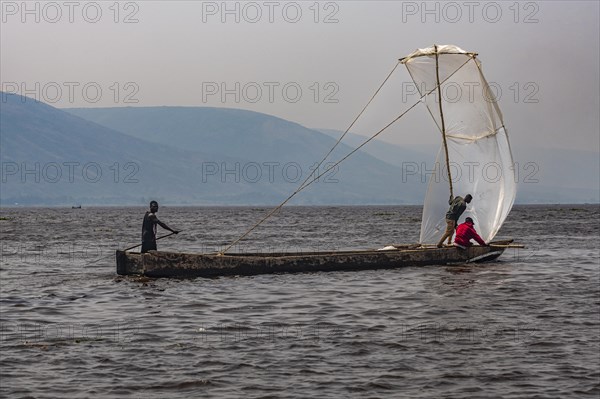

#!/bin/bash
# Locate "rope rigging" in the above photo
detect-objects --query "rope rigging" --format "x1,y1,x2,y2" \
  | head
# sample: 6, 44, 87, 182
219, 54, 474, 255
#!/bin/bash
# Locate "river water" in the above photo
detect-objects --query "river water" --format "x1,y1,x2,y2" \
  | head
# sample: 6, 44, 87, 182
1, 205, 598, 398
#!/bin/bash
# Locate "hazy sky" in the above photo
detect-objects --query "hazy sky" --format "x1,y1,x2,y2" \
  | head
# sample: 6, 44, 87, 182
2, 0, 599, 152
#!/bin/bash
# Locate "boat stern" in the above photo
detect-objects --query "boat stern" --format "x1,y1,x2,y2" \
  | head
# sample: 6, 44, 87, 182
116, 250, 144, 275
116, 250, 127, 275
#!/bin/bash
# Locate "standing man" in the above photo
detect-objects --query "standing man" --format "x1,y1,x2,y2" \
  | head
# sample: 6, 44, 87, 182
437, 194, 472, 248
141, 200, 178, 253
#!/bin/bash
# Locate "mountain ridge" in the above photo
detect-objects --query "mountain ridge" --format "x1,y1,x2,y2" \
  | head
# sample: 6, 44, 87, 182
2, 93, 424, 205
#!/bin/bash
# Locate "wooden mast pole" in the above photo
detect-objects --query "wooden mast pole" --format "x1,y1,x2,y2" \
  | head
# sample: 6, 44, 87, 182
434, 45, 454, 199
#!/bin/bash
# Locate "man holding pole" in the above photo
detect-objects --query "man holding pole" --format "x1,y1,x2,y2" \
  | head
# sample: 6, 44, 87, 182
141, 200, 179, 253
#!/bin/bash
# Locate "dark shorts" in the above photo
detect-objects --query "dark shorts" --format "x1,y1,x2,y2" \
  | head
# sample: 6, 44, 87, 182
141, 241, 157, 253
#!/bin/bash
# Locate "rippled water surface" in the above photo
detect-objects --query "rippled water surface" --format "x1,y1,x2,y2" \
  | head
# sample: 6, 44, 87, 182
1, 205, 599, 398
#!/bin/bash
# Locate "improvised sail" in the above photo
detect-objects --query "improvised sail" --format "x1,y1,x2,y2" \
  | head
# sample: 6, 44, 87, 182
400, 45, 516, 244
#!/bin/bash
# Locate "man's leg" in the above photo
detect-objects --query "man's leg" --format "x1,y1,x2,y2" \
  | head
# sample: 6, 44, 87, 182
446, 220, 456, 245
141, 241, 157, 253
437, 219, 455, 247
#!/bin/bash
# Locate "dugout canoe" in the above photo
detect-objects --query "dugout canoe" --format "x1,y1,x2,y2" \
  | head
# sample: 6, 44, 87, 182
115, 239, 514, 278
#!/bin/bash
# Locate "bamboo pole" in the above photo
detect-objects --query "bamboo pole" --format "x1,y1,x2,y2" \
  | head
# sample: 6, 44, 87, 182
123, 232, 177, 252
434, 45, 453, 199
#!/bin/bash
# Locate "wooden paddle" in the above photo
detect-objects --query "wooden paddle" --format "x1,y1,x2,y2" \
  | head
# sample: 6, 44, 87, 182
83, 231, 179, 267
123, 231, 178, 252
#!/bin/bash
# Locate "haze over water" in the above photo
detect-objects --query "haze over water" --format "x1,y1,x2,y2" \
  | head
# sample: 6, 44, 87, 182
1, 205, 598, 398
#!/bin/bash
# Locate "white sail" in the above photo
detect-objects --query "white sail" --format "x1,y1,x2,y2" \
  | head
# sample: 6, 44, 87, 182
401, 45, 516, 244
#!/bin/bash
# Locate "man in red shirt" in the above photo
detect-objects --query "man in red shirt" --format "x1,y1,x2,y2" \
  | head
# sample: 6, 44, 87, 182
453, 217, 488, 248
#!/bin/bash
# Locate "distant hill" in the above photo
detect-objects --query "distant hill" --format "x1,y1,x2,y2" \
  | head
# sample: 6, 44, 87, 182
0, 93, 267, 205
1, 94, 425, 205
317, 128, 436, 167
67, 107, 424, 169
64, 106, 427, 204
3, 94, 595, 206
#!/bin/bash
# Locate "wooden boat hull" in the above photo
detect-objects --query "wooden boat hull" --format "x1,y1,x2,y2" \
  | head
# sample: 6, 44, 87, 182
116, 240, 513, 278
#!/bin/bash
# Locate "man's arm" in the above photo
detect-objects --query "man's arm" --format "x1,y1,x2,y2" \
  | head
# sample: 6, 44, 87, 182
156, 218, 179, 234
470, 229, 487, 246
